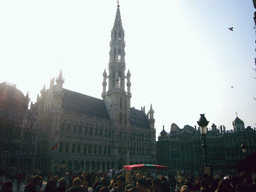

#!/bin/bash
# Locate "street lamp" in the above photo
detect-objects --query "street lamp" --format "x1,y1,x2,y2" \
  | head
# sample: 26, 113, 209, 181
197, 114, 209, 165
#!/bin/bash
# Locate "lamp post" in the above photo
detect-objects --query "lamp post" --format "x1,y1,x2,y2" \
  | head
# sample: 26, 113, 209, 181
197, 114, 209, 165
241, 141, 247, 159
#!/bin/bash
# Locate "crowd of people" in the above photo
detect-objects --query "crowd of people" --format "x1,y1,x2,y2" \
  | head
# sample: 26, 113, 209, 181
1, 168, 256, 192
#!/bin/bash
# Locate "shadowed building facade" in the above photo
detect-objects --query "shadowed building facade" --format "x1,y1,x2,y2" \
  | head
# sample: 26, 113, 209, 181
157, 118, 256, 172
33, 5, 156, 171
0, 82, 37, 171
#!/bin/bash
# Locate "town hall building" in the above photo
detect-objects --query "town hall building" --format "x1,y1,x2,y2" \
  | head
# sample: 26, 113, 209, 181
32, 5, 156, 171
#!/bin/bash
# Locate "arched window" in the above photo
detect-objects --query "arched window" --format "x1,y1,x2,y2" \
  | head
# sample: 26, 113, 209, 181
59, 143, 63, 152
113, 49, 116, 62
119, 112, 122, 124
118, 49, 121, 62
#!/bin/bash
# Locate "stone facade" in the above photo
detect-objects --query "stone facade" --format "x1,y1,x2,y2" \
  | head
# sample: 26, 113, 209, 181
157, 118, 256, 172
0, 82, 37, 171
33, 6, 156, 172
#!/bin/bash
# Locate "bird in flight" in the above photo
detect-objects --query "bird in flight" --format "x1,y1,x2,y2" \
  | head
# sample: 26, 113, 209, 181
231, 86, 234, 88
228, 27, 233, 31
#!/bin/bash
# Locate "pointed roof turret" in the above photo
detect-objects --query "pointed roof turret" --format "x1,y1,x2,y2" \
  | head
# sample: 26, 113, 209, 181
56, 69, 65, 87
113, 2, 122, 29
150, 104, 153, 111
160, 125, 167, 137
103, 69, 107, 75
58, 69, 63, 80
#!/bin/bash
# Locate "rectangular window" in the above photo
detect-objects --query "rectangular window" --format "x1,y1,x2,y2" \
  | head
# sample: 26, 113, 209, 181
84, 126, 87, 135
88, 145, 91, 154
61, 123, 65, 132
59, 143, 63, 152
73, 125, 76, 133
79, 126, 82, 134
95, 129, 98, 136
67, 124, 70, 132
77, 144, 80, 153
94, 145, 97, 154
83, 145, 87, 154
108, 147, 110, 156
65, 144, 69, 152
72, 144, 75, 153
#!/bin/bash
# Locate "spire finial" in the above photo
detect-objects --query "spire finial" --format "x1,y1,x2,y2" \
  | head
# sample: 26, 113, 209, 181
117, 0, 120, 8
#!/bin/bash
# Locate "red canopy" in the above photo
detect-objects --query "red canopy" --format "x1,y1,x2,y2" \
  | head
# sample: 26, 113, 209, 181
123, 164, 167, 170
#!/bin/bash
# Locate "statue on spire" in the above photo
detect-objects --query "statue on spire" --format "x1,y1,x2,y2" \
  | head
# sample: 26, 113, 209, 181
117, 0, 120, 8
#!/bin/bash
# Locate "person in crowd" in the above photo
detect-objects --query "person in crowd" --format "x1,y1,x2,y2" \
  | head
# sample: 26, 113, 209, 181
43, 179, 57, 192
0, 181, 13, 192
0, 172, 7, 187
99, 187, 110, 192
215, 179, 233, 192
52, 178, 67, 192
176, 173, 184, 189
24, 175, 42, 192
110, 175, 126, 192
200, 174, 215, 192
179, 182, 193, 192
145, 178, 152, 192
96, 173, 103, 181
151, 179, 162, 192
168, 174, 176, 192
108, 175, 117, 190
136, 178, 148, 192
67, 177, 85, 192
64, 173, 72, 189
54, 176, 59, 185
124, 184, 134, 192
93, 179, 103, 192
192, 177, 201, 191
71, 172, 77, 183
16, 172, 23, 191
159, 176, 169, 192
102, 173, 110, 187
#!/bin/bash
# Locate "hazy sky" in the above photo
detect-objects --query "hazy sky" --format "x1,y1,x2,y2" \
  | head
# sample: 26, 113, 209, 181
1, 0, 255, 138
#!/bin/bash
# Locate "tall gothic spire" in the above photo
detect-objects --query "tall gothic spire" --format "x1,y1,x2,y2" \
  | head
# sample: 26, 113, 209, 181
107, 4, 126, 93
102, 4, 131, 125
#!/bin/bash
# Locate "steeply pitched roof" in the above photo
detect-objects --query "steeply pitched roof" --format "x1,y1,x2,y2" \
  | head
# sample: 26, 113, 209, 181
62, 89, 110, 120
130, 108, 149, 128
232, 117, 244, 125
